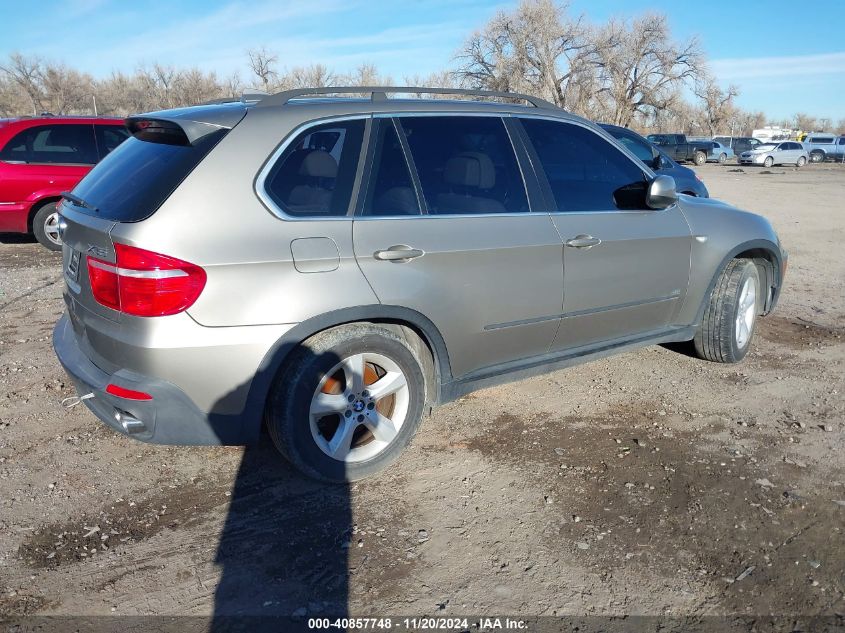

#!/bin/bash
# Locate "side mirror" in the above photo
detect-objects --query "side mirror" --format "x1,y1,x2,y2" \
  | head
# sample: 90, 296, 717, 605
646, 174, 678, 209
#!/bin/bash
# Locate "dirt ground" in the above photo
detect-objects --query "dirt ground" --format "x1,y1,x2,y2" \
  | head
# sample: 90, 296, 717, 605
0, 163, 843, 625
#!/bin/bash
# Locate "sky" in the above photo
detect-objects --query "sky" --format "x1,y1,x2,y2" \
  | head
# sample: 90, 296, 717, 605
1, 0, 843, 122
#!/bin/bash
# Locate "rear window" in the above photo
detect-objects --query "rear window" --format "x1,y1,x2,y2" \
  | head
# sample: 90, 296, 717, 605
68, 129, 226, 222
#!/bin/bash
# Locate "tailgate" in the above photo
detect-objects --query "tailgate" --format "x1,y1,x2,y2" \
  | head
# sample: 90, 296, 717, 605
60, 205, 118, 323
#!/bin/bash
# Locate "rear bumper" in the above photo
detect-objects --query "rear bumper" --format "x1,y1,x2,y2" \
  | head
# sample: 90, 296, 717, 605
0, 202, 29, 233
53, 314, 259, 445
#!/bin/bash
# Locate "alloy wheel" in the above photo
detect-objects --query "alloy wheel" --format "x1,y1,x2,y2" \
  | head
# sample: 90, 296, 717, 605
735, 276, 757, 349
43, 211, 62, 246
309, 352, 410, 463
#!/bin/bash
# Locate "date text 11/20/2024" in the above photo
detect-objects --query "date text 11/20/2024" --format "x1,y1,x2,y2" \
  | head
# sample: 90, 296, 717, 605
307, 617, 528, 630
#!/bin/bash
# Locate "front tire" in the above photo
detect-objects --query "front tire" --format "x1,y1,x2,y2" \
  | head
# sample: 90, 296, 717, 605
694, 260, 761, 363
693, 151, 706, 166
718, 153, 727, 164
32, 202, 62, 251
763, 156, 774, 168
810, 151, 824, 163
266, 323, 427, 482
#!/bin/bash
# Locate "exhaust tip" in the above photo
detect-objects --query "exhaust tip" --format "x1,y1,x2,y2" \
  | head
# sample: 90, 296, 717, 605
114, 410, 147, 434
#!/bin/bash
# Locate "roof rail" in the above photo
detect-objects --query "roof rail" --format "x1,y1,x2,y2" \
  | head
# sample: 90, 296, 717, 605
200, 90, 270, 106
255, 86, 557, 109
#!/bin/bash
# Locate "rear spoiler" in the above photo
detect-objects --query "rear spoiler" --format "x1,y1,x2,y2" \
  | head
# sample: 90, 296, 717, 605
125, 103, 248, 145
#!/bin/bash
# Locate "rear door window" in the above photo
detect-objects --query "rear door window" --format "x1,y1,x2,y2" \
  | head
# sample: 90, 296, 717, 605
362, 119, 420, 216
396, 115, 528, 215
520, 118, 648, 212
0, 124, 97, 164
264, 119, 365, 217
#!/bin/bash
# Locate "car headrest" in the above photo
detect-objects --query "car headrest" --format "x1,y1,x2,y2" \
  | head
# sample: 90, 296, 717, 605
299, 150, 337, 178
443, 152, 496, 189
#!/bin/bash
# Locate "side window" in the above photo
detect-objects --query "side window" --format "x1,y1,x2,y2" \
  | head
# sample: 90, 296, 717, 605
614, 133, 656, 163
397, 116, 528, 215
264, 119, 365, 217
95, 126, 129, 159
521, 118, 648, 212
0, 124, 97, 164
363, 119, 420, 216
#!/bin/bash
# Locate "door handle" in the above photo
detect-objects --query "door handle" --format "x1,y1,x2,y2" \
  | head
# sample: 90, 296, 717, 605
565, 235, 602, 249
373, 245, 425, 262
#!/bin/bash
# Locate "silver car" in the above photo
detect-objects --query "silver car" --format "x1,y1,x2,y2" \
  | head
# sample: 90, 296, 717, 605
739, 141, 808, 167
53, 87, 787, 481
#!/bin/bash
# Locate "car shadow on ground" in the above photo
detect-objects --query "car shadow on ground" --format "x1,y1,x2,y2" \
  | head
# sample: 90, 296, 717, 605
210, 347, 352, 632
0, 232, 37, 245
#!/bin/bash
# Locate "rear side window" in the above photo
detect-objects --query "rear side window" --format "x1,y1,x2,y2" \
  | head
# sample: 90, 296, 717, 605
521, 119, 648, 212
264, 120, 365, 217
70, 129, 227, 222
95, 125, 129, 159
397, 116, 528, 215
363, 119, 420, 216
0, 124, 97, 164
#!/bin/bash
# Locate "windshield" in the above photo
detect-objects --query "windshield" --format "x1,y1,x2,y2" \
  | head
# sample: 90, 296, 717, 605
757, 144, 776, 151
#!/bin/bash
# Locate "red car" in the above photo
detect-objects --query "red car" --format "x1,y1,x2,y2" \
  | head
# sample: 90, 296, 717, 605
0, 116, 129, 250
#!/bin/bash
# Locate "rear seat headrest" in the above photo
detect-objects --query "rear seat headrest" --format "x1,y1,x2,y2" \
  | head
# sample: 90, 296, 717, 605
299, 150, 338, 178
443, 152, 496, 189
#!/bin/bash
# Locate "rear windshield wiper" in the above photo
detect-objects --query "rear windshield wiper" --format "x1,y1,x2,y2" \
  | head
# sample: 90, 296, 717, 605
60, 191, 99, 213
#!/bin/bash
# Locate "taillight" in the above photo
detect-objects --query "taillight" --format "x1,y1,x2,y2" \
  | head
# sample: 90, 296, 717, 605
87, 243, 206, 317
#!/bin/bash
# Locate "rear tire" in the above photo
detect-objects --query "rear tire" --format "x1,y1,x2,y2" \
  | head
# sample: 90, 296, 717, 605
265, 323, 427, 482
32, 202, 62, 252
718, 153, 727, 164
693, 151, 706, 166
693, 260, 760, 363
796, 156, 807, 167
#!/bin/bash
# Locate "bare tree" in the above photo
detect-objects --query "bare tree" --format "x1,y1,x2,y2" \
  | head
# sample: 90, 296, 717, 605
595, 13, 703, 126
342, 63, 392, 87
279, 64, 335, 90
0, 53, 45, 114
793, 112, 818, 132
246, 46, 278, 91
224, 71, 243, 98
40, 63, 96, 114
153, 63, 177, 108
454, 0, 600, 113
694, 76, 739, 136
